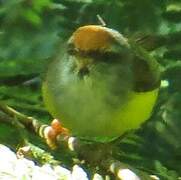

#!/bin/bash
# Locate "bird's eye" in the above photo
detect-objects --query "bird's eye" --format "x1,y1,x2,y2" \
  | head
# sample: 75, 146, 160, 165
99, 52, 121, 63
87, 51, 121, 63
67, 43, 78, 55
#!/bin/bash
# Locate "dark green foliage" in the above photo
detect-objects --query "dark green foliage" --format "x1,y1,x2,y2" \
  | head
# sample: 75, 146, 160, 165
0, 0, 180, 179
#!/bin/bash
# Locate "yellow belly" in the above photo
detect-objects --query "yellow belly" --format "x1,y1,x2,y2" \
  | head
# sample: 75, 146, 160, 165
110, 89, 159, 136
42, 81, 159, 142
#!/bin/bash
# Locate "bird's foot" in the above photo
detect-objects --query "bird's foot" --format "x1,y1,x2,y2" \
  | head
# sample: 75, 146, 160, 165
44, 119, 70, 149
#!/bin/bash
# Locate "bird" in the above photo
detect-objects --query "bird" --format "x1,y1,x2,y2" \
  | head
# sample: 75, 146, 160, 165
42, 25, 161, 142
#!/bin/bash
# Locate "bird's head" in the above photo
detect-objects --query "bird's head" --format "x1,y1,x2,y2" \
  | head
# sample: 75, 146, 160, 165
66, 25, 133, 78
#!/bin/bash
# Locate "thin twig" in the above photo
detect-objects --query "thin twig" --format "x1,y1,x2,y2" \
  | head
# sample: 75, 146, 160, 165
96, 14, 106, 26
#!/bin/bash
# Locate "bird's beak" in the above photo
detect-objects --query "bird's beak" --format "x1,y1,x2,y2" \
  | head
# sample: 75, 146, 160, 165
75, 56, 93, 78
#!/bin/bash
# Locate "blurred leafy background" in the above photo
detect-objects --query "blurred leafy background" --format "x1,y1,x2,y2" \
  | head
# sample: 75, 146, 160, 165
0, 0, 180, 179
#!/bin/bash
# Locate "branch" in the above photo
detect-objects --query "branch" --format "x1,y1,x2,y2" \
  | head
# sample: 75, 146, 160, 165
0, 101, 42, 133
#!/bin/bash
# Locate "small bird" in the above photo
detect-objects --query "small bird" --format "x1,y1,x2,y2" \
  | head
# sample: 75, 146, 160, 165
42, 25, 161, 142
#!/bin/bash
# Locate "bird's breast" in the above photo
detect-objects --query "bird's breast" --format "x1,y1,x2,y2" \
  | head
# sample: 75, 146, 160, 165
42, 56, 158, 142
